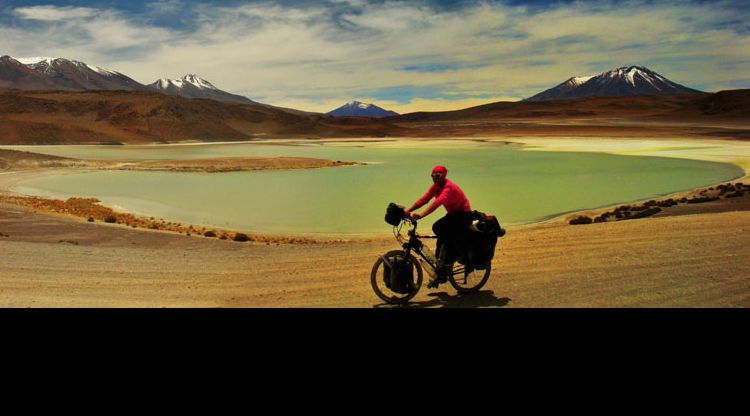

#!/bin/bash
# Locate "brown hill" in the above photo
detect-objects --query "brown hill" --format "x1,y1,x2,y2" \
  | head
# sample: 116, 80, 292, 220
1, 88, 748, 145
383, 89, 750, 140
0, 89, 403, 145
693, 89, 750, 118
393, 90, 750, 122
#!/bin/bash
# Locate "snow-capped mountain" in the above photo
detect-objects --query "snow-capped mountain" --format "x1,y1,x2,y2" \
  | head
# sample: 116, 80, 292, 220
0, 56, 256, 105
0, 56, 59, 90
0, 56, 146, 91
525, 76, 593, 102
525, 66, 703, 101
327, 101, 399, 118
147, 74, 254, 104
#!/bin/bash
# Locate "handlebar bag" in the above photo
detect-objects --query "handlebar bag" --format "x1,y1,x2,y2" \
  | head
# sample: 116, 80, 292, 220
385, 203, 406, 226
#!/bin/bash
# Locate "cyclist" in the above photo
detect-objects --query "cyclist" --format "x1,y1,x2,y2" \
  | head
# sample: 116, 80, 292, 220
405, 165, 472, 288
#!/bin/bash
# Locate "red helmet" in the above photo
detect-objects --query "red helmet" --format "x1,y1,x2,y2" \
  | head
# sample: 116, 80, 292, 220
431, 166, 447, 177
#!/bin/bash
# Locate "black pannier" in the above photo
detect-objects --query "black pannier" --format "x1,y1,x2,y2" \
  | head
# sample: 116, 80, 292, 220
467, 210, 506, 270
385, 202, 406, 226
383, 253, 415, 294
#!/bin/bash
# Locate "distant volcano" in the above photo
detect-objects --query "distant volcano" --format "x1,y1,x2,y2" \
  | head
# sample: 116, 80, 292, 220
0, 56, 257, 105
525, 66, 703, 101
327, 101, 399, 118
147, 74, 255, 104
0, 55, 146, 91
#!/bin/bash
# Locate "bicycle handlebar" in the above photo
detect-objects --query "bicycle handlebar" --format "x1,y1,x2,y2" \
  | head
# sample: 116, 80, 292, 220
393, 213, 437, 244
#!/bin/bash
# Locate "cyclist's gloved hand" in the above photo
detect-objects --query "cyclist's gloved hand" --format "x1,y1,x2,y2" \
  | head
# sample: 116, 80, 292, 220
411, 212, 422, 220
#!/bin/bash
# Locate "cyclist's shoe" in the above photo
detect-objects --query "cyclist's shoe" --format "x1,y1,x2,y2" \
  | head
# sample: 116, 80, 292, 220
426, 268, 449, 288
436, 265, 451, 283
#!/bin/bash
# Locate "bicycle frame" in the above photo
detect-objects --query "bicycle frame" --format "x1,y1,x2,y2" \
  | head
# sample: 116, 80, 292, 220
393, 218, 468, 277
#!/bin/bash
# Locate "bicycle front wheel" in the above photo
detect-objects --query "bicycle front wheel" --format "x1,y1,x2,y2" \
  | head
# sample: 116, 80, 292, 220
448, 263, 491, 293
370, 250, 423, 304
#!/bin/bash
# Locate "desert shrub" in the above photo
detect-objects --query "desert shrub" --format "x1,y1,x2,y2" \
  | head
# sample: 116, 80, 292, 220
630, 205, 648, 211
718, 185, 733, 195
658, 199, 677, 207
233, 233, 250, 242
725, 191, 745, 198
687, 196, 720, 204
679, 197, 688, 203
204, 231, 217, 237
593, 216, 606, 223
87, 217, 94, 222
569, 216, 593, 225
627, 207, 662, 219
104, 216, 117, 223
220, 235, 228, 240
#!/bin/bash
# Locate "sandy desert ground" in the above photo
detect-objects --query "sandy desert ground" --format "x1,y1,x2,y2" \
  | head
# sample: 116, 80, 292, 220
1, 200, 748, 307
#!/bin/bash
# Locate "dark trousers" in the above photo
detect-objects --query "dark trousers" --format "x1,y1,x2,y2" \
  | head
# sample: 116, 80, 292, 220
433, 211, 472, 267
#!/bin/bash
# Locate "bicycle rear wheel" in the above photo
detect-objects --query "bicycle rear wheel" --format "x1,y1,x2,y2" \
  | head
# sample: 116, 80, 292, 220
370, 250, 423, 304
448, 263, 491, 293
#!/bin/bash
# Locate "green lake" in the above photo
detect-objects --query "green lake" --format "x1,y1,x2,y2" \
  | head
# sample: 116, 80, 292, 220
4, 139, 744, 236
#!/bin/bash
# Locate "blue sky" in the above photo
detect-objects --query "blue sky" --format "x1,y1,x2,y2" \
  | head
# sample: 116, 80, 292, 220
1, 0, 748, 112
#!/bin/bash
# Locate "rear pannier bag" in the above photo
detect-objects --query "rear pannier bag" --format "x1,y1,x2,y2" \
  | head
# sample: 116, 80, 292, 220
467, 231, 497, 270
467, 211, 506, 270
383, 253, 415, 294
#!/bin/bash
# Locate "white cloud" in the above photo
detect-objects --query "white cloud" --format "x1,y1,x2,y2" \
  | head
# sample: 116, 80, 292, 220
13, 6, 98, 21
147, 0, 185, 14
2, 6, 177, 65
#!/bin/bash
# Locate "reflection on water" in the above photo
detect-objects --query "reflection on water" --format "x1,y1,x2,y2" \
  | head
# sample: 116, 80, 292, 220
5, 140, 744, 236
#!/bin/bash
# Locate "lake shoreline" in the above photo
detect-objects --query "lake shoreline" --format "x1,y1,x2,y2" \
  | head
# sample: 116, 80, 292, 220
1, 136, 749, 242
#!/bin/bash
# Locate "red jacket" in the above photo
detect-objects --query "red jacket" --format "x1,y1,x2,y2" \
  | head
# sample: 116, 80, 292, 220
414, 179, 471, 213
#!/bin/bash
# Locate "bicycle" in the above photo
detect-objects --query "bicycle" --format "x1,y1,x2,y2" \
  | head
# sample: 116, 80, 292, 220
370, 206, 493, 305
